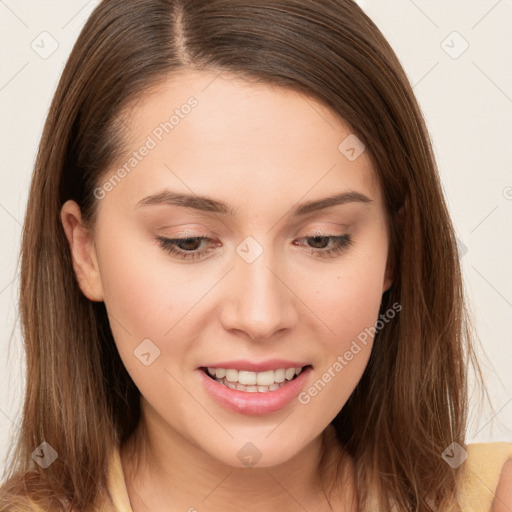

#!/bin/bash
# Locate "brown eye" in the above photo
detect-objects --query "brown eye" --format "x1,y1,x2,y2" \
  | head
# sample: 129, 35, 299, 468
155, 234, 352, 261
294, 234, 353, 258
156, 236, 218, 260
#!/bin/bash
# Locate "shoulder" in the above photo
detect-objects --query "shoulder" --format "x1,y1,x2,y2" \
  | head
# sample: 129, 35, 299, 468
456, 442, 512, 511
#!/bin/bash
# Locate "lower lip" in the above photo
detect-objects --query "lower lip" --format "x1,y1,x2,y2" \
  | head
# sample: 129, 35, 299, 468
198, 366, 312, 415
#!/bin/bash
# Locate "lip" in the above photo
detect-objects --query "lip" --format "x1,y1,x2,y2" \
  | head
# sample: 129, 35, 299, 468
199, 359, 310, 372
198, 365, 313, 415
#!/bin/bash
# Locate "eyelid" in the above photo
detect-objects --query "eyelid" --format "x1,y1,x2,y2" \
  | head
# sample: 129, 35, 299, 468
156, 221, 354, 241
295, 223, 353, 237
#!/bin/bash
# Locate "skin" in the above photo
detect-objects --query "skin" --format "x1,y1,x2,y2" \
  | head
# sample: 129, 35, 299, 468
493, 459, 512, 511
61, 70, 393, 511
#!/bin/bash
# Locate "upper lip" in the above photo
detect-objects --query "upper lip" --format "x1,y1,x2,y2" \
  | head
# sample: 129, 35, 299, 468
200, 359, 311, 372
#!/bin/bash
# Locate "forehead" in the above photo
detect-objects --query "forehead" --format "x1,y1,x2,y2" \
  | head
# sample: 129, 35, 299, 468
109, 69, 382, 213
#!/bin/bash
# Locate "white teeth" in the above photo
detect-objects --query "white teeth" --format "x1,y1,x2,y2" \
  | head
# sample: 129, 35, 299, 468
205, 366, 306, 388
256, 370, 275, 386
213, 376, 288, 393
225, 369, 239, 382
274, 368, 285, 383
215, 368, 226, 379
285, 368, 296, 380
238, 371, 257, 386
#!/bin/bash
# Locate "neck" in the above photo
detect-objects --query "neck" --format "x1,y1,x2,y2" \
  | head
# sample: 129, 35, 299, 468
120, 403, 355, 512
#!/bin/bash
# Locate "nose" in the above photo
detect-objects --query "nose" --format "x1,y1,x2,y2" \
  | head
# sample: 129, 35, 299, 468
219, 245, 298, 341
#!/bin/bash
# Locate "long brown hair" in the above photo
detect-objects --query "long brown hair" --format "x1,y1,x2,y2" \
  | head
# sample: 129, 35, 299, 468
0, 0, 490, 510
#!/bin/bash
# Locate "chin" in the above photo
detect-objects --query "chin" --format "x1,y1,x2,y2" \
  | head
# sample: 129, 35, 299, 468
202, 433, 309, 470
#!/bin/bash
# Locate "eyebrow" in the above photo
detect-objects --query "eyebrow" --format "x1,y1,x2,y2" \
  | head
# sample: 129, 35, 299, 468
136, 189, 373, 217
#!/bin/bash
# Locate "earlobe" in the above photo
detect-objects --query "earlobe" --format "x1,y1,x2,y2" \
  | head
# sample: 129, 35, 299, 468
60, 200, 104, 302
382, 260, 393, 293
382, 205, 404, 294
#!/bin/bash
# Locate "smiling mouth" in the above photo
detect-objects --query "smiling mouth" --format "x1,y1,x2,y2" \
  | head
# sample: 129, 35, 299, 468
200, 365, 312, 393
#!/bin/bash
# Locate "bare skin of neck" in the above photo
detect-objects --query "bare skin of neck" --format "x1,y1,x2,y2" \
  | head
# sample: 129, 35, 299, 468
120, 424, 358, 512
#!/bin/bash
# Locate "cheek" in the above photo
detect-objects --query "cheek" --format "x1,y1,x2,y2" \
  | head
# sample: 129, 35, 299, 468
93, 222, 206, 365
301, 240, 389, 349
97, 238, 166, 334
300, 267, 382, 379
294, 229, 389, 415
295, 267, 385, 422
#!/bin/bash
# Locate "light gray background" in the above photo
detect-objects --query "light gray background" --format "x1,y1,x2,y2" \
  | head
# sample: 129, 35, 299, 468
1, 0, 511, 467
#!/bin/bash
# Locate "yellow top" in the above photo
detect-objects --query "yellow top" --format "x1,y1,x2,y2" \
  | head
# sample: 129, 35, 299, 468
456, 442, 512, 511
101, 442, 512, 511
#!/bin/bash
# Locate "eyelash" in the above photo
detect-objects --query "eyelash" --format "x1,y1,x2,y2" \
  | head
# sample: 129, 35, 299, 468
155, 234, 353, 260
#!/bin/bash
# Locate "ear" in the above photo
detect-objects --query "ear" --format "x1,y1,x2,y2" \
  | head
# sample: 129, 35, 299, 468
60, 200, 104, 301
382, 205, 404, 294
382, 258, 393, 294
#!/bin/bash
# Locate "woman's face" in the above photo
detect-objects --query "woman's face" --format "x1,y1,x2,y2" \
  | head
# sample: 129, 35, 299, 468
63, 70, 392, 468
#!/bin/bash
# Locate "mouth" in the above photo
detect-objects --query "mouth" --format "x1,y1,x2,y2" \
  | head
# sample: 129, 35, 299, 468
200, 365, 312, 393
